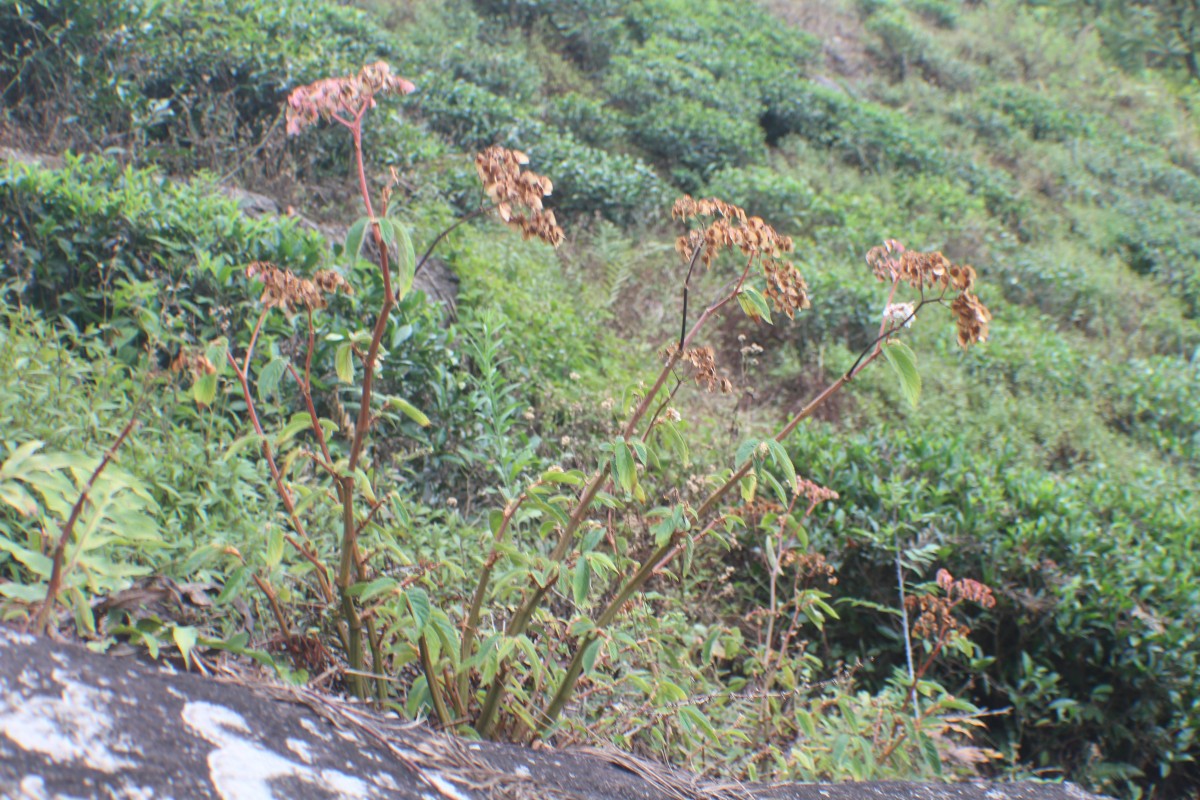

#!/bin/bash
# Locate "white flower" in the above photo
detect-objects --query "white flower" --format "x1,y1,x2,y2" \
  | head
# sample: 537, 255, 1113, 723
883, 302, 916, 329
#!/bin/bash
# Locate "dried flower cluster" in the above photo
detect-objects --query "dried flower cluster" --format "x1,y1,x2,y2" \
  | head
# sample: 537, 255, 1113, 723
780, 550, 837, 586
672, 195, 810, 319
907, 569, 996, 640
665, 344, 734, 393
475, 146, 565, 248
797, 477, 839, 507
286, 62, 415, 137
865, 239, 992, 348
246, 262, 352, 314
936, 568, 997, 609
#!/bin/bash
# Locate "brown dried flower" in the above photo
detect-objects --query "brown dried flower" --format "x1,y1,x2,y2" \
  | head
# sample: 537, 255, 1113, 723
951, 291, 991, 348
796, 477, 839, 507
246, 262, 353, 314
665, 343, 734, 393
937, 568, 997, 609
286, 61, 416, 136
673, 195, 808, 319
475, 146, 565, 248
866, 240, 991, 348
763, 258, 811, 319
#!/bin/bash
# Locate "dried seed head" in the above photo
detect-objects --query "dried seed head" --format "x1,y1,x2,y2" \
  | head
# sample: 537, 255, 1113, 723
664, 343, 734, 393
246, 262, 353, 314
951, 291, 991, 348
475, 146, 565, 248
286, 62, 415, 136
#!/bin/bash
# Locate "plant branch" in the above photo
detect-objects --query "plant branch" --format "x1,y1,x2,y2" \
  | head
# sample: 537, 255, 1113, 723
33, 413, 139, 635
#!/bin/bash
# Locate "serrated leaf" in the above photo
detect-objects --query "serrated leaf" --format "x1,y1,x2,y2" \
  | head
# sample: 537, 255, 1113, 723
256, 357, 288, 403
736, 286, 773, 324
882, 340, 921, 408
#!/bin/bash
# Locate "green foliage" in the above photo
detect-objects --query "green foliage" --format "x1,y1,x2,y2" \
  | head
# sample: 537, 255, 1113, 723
0, 0, 399, 171
6, 0, 1200, 794
0, 156, 326, 355
527, 131, 671, 223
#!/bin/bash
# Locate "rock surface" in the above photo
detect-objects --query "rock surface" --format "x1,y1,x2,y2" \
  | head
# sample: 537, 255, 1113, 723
0, 626, 1107, 800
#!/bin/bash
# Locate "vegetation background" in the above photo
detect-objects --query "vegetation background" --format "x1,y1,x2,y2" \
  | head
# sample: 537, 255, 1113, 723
1, 0, 1198, 798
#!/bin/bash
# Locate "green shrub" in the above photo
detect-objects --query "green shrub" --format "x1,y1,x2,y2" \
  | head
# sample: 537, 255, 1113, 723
544, 92, 627, 149
630, 97, 764, 190
762, 83, 942, 174
702, 165, 819, 233
0, 156, 326, 352
414, 76, 526, 151
0, 0, 400, 171
525, 131, 670, 223
984, 84, 1090, 142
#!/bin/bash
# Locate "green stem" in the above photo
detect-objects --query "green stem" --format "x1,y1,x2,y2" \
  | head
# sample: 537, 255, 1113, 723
419, 632, 452, 726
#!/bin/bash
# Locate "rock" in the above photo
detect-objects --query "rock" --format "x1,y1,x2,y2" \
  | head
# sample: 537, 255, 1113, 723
0, 627, 1108, 800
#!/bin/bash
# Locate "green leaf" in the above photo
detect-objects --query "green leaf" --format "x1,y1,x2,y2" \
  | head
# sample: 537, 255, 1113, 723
832, 733, 849, 765
0, 482, 39, 516
581, 638, 603, 675
392, 221, 416, 301
265, 527, 284, 567
572, 558, 591, 606
349, 576, 398, 602
765, 440, 796, 497
613, 441, 636, 493
335, 343, 354, 384
541, 468, 585, 485
679, 706, 718, 742
345, 217, 369, 263
204, 337, 229, 376
257, 357, 288, 403
192, 373, 218, 407
275, 413, 317, 446
405, 587, 431, 632
386, 396, 430, 427
882, 340, 921, 408
736, 286, 773, 324
172, 625, 198, 669
655, 420, 690, 467
919, 731, 943, 776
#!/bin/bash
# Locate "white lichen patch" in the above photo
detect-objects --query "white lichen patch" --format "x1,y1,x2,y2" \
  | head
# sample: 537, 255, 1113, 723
423, 772, 472, 800
299, 717, 330, 742
182, 701, 381, 799
0, 672, 137, 772
285, 737, 314, 764
1, 630, 36, 646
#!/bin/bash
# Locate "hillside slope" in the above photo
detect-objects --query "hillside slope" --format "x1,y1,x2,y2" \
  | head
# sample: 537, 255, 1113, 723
1, 0, 1198, 797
